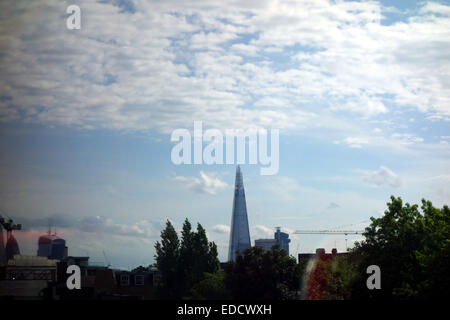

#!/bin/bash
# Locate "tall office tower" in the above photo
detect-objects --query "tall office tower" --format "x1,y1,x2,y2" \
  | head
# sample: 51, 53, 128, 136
228, 166, 251, 261
37, 232, 66, 261
274, 227, 291, 255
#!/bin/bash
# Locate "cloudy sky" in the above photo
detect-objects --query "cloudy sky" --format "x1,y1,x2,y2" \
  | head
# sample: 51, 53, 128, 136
1, 0, 449, 268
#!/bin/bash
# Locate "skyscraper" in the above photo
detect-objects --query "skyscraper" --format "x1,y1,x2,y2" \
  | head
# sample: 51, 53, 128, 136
254, 227, 291, 255
274, 227, 291, 255
37, 232, 66, 261
228, 165, 251, 261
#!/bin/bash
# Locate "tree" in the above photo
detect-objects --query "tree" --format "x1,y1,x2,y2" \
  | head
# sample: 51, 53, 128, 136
188, 272, 231, 300
350, 196, 450, 299
306, 255, 357, 300
154, 220, 180, 299
154, 218, 220, 299
179, 218, 195, 296
414, 199, 450, 298
192, 223, 219, 281
224, 245, 301, 300
325, 256, 357, 300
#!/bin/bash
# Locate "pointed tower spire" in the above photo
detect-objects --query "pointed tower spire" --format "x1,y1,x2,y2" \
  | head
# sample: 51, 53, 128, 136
228, 165, 251, 261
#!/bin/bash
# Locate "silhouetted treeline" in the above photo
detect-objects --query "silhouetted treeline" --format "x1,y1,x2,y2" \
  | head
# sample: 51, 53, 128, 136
154, 196, 450, 300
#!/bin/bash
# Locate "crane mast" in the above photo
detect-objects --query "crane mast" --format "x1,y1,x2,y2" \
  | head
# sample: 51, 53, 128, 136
0, 212, 22, 264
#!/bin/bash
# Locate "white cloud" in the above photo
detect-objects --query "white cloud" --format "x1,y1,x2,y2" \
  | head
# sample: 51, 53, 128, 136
0, 0, 449, 136
391, 133, 424, 145
263, 176, 302, 200
331, 96, 388, 117
230, 43, 259, 57
20, 213, 162, 239
362, 166, 402, 188
420, 2, 450, 15
334, 137, 369, 148
174, 171, 228, 195
212, 224, 230, 234
252, 225, 274, 239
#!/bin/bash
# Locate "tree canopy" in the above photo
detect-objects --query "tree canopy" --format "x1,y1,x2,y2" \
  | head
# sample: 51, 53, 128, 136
350, 196, 450, 299
154, 196, 449, 300
154, 219, 219, 299
224, 245, 301, 300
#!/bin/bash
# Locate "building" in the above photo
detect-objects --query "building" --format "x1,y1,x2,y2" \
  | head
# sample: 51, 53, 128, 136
228, 166, 251, 261
298, 248, 348, 264
0, 218, 160, 300
298, 248, 353, 300
115, 266, 159, 300
254, 239, 277, 252
255, 227, 291, 255
274, 227, 290, 254
65, 256, 89, 268
55, 256, 116, 300
0, 254, 58, 299
56, 257, 158, 300
37, 233, 66, 261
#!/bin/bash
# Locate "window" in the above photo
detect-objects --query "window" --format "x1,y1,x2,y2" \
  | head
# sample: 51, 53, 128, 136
120, 274, 129, 286
135, 275, 144, 286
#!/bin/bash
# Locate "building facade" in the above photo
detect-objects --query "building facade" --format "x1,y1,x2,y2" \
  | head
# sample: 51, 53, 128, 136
37, 234, 66, 261
115, 266, 158, 300
228, 166, 251, 261
0, 254, 58, 299
298, 248, 349, 264
274, 227, 291, 255
254, 239, 277, 252
254, 227, 291, 255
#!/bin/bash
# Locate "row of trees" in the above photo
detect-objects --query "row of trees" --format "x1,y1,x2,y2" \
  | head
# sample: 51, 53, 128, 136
302, 255, 357, 300
299, 196, 450, 299
224, 246, 301, 299
350, 196, 450, 299
154, 219, 301, 299
154, 219, 219, 299
154, 196, 450, 299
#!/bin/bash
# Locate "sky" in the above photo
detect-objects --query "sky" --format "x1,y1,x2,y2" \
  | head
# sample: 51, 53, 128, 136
0, 0, 449, 269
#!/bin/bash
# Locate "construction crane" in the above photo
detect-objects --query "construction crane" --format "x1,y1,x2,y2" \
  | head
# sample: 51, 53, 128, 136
103, 250, 111, 268
293, 230, 364, 235
0, 210, 22, 263
0, 211, 22, 238
293, 230, 364, 251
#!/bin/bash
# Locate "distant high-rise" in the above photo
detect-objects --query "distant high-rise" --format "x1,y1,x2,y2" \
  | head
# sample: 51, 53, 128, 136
274, 227, 291, 255
37, 232, 66, 261
228, 166, 251, 261
255, 227, 291, 255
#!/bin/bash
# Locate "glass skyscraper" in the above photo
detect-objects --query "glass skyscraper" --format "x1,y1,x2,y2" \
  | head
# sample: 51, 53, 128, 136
228, 166, 251, 261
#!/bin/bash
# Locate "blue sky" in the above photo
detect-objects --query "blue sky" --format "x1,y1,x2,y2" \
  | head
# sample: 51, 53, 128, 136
1, 0, 450, 268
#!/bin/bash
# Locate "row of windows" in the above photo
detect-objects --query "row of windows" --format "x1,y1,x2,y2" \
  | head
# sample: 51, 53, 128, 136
8, 270, 54, 281
120, 274, 145, 286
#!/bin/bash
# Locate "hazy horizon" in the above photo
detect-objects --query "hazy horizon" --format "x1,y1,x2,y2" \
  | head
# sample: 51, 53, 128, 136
1, 0, 450, 269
